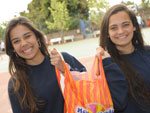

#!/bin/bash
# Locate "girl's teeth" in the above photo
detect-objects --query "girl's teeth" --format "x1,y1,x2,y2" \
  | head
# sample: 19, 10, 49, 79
24, 48, 32, 53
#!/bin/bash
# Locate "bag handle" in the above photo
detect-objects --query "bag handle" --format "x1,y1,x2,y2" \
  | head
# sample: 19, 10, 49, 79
90, 55, 103, 79
55, 55, 103, 81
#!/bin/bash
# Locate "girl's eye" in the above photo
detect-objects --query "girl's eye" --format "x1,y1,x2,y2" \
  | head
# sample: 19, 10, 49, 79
25, 35, 31, 39
110, 27, 117, 31
12, 40, 20, 44
123, 23, 129, 27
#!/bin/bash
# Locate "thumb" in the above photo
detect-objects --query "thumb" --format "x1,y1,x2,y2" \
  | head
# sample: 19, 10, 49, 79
51, 48, 58, 55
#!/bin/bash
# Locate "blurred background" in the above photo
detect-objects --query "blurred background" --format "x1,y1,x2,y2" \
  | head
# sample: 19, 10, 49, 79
0, 0, 150, 45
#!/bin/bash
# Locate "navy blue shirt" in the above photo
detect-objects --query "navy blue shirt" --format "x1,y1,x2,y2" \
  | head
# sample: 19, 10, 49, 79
8, 51, 135, 113
8, 52, 86, 113
103, 48, 150, 113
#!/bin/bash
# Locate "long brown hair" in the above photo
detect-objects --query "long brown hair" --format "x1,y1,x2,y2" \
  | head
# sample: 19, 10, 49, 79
100, 4, 150, 107
5, 16, 49, 113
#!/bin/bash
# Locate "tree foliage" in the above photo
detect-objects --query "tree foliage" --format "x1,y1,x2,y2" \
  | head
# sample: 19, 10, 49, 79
59, 0, 89, 19
141, 0, 150, 9
20, 0, 89, 33
0, 26, 5, 41
88, 0, 110, 28
121, 1, 135, 5
20, 0, 51, 34
46, 0, 70, 32
0, 22, 7, 41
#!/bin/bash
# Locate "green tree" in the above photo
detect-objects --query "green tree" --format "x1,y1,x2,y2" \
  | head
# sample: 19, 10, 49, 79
141, 0, 150, 9
0, 26, 4, 41
88, 0, 110, 28
0, 22, 7, 41
121, 1, 135, 5
20, 0, 89, 33
20, 0, 51, 34
140, 0, 150, 21
46, 0, 70, 39
59, 0, 89, 29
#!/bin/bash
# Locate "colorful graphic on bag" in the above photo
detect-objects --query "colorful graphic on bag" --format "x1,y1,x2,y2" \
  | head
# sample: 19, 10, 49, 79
55, 56, 114, 113
87, 104, 105, 112
76, 104, 114, 113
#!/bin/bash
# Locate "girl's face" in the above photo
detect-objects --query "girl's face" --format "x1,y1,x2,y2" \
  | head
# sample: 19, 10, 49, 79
108, 11, 136, 54
10, 25, 44, 65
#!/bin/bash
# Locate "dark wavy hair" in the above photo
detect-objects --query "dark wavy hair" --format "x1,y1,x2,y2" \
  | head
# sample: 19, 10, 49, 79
5, 16, 49, 113
100, 4, 150, 107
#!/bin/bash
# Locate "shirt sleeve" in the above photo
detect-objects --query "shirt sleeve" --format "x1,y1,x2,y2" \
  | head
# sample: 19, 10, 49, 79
8, 78, 29, 113
103, 58, 128, 111
61, 52, 86, 72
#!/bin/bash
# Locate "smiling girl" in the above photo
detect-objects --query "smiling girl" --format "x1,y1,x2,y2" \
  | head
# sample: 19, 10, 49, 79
96, 4, 150, 113
5, 16, 86, 113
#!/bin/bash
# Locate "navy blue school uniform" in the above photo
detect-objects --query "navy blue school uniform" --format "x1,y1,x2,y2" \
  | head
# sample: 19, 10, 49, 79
103, 47, 150, 113
8, 52, 86, 113
8, 52, 128, 113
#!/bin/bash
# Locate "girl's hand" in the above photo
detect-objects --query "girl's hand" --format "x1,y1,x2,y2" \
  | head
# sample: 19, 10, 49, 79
96, 46, 110, 59
50, 48, 65, 73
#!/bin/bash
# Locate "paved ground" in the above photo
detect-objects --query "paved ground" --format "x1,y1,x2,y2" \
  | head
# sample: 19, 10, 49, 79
0, 27, 150, 113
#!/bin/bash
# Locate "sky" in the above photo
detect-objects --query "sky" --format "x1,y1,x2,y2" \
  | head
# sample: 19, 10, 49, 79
0, 0, 32, 23
0, 0, 141, 24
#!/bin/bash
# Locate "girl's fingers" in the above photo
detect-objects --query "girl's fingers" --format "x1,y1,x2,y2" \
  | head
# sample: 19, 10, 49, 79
96, 46, 104, 58
96, 46, 110, 59
50, 48, 58, 55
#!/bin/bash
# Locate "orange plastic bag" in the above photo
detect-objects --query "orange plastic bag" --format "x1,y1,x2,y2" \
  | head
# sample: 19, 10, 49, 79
55, 56, 114, 113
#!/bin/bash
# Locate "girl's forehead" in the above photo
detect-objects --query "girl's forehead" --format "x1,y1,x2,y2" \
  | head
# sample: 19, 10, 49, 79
110, 11, 129, 19
10, 25, 32, 39
109, 11, 131, 25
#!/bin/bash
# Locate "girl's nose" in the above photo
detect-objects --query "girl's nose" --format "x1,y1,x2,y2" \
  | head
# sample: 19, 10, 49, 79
118, 27, 124, 34
20, 39, 27, 47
